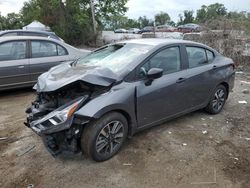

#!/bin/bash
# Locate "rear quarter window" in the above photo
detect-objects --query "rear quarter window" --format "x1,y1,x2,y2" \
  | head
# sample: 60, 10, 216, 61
206, 50, 214, 63
57, 45, 68, 56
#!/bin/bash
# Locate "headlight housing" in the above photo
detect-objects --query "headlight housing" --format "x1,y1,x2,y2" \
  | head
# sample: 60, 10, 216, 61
30, 97, 86, 133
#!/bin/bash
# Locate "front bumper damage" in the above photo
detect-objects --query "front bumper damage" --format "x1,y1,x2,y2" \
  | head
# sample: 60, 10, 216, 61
24, 97, 89, 156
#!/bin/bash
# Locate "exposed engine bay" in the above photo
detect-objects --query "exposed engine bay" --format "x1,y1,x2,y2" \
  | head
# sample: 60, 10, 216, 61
25, 81, 110, 155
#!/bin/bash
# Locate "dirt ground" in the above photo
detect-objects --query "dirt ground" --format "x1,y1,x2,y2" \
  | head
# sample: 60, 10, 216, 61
0, 73, 250, 188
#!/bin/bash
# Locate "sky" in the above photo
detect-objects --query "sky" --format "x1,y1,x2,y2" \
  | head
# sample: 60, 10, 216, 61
0, 0, 250, 22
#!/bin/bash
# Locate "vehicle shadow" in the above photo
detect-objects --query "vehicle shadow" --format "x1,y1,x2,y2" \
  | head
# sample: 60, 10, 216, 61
0, 87, 35, 98
57, 109, 211, 162
132, 109, 207, 136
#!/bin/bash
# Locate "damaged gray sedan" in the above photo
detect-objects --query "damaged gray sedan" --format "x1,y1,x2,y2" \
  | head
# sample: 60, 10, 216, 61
25, 39, 235, 161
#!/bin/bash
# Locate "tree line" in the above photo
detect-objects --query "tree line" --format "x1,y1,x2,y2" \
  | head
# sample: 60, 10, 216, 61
0, 1, 249, 45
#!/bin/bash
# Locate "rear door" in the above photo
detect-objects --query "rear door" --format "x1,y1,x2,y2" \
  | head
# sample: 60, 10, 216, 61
28, 40, 69, 82
182, 45, 217, 108
0, 40, 29, 89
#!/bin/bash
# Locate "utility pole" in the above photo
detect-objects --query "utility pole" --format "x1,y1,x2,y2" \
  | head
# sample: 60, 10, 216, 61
90, 0, 96, 34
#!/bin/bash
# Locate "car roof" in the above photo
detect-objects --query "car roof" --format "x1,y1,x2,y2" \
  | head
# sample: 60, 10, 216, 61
0, 36, 60, 43
119, 38, 202, 46
0, 29, 55, 34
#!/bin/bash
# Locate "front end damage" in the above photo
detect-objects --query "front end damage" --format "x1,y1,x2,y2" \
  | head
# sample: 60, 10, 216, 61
25, 81, 112, 155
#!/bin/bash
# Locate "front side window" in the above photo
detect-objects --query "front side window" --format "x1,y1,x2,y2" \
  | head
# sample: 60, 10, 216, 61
186, 47, 207, 68
0, 41, 26, 61
137, 47, 181, 78
31, 41, 57, 58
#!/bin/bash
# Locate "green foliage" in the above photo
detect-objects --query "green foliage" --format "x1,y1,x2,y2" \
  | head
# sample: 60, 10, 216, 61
0, 12, 23, 30
196, 3, 227, 23
183, 10, 194, 24
155, 12, 170, 25
138, 16, 154, 28
21, 0, 41, 25
103, 15, 154, 30
195, 4, 250, 33
178, 10, 195, 25
20, 0, 128, 45
1, 1, 250, 44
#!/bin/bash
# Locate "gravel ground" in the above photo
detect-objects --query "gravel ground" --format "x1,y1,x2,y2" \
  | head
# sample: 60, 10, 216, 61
0, 73, 249, 188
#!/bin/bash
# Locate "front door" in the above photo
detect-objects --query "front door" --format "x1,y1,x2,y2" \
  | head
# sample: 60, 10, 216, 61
135, 46, 190, 127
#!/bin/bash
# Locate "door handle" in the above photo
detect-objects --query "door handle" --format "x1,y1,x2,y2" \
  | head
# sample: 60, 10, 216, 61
212, 65, 217, 69
176, 77, 186, 83
18, 66, 25, 69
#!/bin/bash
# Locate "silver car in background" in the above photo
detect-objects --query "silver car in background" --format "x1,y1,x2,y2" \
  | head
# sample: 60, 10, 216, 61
0, 36, 90, 90
0, 30, 64, 42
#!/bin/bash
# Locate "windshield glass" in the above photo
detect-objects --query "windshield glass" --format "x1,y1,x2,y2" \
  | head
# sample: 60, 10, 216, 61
75, 43, 153, 74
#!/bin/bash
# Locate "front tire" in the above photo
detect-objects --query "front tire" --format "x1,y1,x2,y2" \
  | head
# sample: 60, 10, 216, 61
81, 112, 128, 162
205, 85, 227, 114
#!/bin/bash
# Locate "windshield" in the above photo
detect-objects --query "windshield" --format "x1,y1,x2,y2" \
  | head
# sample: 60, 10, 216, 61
75, 43, 153, 74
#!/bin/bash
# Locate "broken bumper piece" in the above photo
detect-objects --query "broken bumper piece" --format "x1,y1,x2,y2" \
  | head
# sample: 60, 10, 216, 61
25, 97, 89, 155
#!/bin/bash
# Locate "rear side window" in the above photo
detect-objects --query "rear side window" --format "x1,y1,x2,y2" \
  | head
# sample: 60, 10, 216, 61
31, 41, 57, 58
186, 47, 207, 68
0, 41, 26, 61
31, 41, 68, 58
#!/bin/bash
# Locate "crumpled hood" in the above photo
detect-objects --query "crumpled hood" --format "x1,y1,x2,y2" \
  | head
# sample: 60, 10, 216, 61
34, 62, 118, 92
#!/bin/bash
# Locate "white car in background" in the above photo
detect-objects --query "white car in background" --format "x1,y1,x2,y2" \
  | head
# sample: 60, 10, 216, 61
127, 28, 141, 34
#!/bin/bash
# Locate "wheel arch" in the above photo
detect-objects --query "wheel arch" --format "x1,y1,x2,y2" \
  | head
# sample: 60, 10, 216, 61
219, 82, 229, 98
96, 109, 135, 137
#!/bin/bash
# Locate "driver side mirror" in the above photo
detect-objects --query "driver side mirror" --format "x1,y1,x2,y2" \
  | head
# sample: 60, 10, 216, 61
144, 68, 163, 86
147, 68, 163, 80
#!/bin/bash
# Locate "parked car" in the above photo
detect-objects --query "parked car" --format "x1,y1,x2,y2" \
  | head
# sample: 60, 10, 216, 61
25, 39, 235, 162
138, 26, 154, 33
127, 28, 141, 34
177, 23, 202, 33
114, 28, 128, 33
156, 25, 176, 32
0, 30, 64, 42
0, 36, 89, 91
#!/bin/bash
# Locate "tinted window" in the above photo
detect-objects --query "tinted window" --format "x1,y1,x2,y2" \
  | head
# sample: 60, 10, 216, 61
206, 50, 214, 63
31, 41, 57, 58
0, 41, 26, 61
57, 45, 67, 56
186, 47, 207, 68
138, 47, 181, 78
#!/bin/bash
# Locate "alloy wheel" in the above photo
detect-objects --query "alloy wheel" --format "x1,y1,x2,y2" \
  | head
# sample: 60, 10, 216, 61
212, 89, 225, 111
95, 121, 124, 155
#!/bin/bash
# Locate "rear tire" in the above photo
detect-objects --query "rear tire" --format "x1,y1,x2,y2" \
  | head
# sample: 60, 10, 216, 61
205, 85, 227, 114
81, 112, 128, 162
